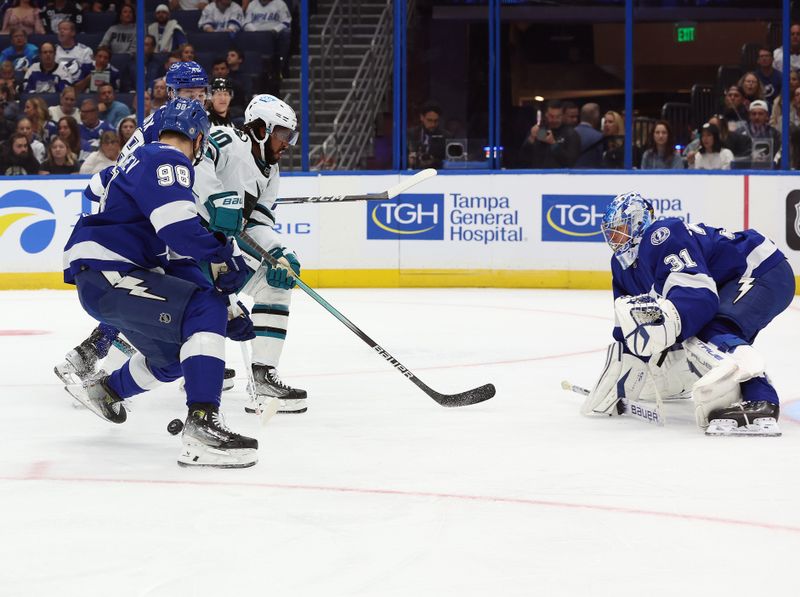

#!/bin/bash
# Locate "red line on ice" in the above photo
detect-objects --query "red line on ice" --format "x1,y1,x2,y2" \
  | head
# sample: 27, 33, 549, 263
2, 473, 799, 535
0, 330, 51, 336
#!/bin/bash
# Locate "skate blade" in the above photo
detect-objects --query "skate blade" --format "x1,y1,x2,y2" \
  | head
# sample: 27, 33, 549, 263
63, 384, 126, 424
54, 364, 80, 386
705, 417, 782, 437
177, 443, 258, 468
276, 398, 308, 414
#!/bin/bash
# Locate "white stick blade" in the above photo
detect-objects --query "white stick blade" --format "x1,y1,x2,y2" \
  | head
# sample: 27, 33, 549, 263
386, 168, 437, 199
259, 397, 280, 426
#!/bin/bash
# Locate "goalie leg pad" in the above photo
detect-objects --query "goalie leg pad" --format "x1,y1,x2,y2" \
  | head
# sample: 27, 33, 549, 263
582, 342, 648, 416
689, 338, 741, 428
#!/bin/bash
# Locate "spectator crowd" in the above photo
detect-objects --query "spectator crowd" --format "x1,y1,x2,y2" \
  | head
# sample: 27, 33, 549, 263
509, 26, 800, 171
0, 0, 295, 175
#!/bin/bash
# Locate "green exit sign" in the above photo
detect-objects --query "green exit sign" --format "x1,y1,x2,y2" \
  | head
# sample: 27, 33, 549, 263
675, 23, 696, 43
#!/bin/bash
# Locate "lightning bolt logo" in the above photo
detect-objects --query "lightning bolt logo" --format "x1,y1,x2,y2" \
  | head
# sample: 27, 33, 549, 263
733, 277, 755, 304
115, 276, 166, 301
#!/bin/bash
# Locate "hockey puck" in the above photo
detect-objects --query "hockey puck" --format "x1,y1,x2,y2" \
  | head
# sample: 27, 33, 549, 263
167, 418, 184, 435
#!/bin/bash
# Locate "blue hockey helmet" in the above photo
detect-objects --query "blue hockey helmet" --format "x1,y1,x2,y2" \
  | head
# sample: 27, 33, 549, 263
159, 98, 210, 164
601, 192, 655, 269
165, 61, 209, 99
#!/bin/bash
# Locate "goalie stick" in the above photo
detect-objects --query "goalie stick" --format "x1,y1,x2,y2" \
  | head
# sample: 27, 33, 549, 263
274, 168, 437, 204
238, 230, 495, 408
561, 380, 664, 426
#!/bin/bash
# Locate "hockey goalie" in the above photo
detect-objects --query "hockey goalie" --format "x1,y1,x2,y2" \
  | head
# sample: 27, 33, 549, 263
581, 192, 795, 436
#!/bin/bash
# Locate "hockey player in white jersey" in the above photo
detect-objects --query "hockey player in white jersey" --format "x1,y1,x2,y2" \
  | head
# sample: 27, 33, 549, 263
198, 94, 307, 414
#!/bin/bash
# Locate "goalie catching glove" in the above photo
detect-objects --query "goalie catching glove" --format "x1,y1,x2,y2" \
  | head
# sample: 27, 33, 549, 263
265, 247, 300, 289
615, 294, 681, 357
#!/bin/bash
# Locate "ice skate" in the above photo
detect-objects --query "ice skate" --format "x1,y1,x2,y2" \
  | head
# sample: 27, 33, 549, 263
245, 365, 307, 414
222, 367, 236, 391
705, 401, 781, 437
54, 328, 107, 385
54, 330, 134, 386
64, 372, 127, 424
178, 404, 258, 468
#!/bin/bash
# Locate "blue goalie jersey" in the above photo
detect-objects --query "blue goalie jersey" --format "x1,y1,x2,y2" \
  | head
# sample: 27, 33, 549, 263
63, 143, 224, 283
611, 218, 786, 342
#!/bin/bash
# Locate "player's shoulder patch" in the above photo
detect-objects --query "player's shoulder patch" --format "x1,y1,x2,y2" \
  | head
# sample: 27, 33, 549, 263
650, 226, 670, 246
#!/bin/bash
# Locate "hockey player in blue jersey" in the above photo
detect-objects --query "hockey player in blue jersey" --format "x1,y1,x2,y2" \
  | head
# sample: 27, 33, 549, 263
63, 98, 258, 468
54, 60, 244, 390
582, 192, 795, 436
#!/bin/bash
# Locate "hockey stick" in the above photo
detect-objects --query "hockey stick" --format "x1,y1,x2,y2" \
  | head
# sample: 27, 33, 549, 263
227, 295, 279, 426
274, 168, 437, 204
647, 350, 668, 425
238, 230, 495, 408
561, 380, 664, 426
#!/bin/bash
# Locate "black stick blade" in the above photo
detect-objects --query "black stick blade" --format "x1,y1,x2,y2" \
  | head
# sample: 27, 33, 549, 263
432, 383, 496, 407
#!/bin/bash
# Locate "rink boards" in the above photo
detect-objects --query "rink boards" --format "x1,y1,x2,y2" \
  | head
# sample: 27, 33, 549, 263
0, 172, 798, 290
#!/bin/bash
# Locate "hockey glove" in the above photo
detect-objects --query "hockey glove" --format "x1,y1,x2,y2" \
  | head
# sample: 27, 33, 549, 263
210, 234, 248, 294
265, 247, 301, 289
582, 341, 649, 416
204, 191, 244, 236
226, 301, 256, 341
615, 294, 681, 357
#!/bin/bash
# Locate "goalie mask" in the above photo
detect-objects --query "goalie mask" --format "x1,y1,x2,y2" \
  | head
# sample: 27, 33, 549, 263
242, 94, 298, 171
601, 192, 655, 269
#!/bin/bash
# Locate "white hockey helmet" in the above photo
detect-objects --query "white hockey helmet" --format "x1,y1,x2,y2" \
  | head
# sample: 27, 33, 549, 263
243, 94, 299, 163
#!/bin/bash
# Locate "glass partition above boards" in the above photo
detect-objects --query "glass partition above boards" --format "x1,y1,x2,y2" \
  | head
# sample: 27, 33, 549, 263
405, 1, 490, 171
631, 1, 785, 172
499, 0, 624, 169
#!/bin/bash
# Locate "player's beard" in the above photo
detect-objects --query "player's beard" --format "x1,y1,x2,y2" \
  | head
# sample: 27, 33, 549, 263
264, 141, 280, 166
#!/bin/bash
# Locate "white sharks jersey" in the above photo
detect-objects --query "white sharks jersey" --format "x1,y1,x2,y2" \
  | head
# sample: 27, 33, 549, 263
198, 125, 282, 253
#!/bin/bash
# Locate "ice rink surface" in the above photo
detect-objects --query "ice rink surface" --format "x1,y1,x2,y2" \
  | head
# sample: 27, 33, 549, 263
1, 287, 799, 597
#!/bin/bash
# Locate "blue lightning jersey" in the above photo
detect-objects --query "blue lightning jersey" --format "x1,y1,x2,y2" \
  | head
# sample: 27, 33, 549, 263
63, 143, 224, 284
611, 218, 787, 342
83, 106, 164, 203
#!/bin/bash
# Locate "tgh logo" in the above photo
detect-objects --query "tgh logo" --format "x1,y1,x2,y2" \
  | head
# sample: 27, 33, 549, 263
367, 194, 444, 240
541, 194, 614, 243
